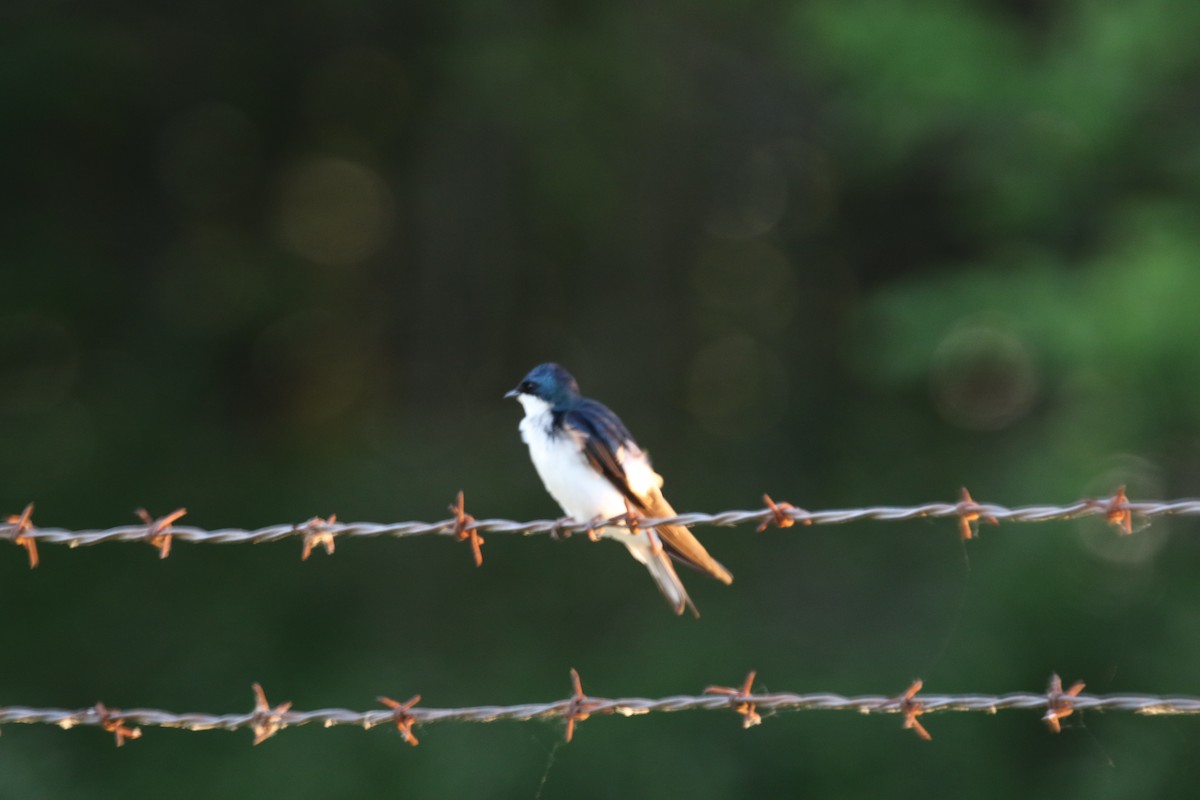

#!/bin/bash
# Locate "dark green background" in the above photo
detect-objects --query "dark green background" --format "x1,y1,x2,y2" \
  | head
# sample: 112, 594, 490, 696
5, 0, 1200, 796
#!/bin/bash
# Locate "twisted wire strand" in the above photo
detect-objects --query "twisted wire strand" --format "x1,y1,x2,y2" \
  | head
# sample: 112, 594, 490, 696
4, 689, 1200, 740
4, 496, 1198, 549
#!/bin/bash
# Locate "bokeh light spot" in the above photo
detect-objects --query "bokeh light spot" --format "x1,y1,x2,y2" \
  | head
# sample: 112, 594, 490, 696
273, 157, 395, 267
706, 147, 789, 239
692, 239, 799, 334
1075, 455, 1166, 565
688, 334, 789, 439
930, 316, 1038, 431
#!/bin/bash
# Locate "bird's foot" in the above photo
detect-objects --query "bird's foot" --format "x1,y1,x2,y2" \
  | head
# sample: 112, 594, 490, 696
586, 515, 606, 542
621, 499, 659, 553
550, 516, 576, 541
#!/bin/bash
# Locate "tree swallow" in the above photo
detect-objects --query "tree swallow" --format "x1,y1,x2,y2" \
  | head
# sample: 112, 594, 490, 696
506, 363, 733, 616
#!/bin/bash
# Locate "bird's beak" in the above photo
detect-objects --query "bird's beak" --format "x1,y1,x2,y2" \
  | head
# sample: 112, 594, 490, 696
504, 388, 520, 399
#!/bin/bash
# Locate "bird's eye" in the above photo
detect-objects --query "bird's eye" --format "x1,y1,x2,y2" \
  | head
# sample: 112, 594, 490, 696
520, 380, 537, 394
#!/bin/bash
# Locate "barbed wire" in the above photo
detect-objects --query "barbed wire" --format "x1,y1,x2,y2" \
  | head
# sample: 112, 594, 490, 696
0, 488, 1187, 567
3, 673, 1198, 747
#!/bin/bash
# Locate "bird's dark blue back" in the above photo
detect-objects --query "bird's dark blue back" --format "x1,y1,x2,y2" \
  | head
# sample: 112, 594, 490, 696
558, 397, 636, 453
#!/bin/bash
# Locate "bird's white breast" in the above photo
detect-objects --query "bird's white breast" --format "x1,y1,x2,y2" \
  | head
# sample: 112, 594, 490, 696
515, 395, 661, 523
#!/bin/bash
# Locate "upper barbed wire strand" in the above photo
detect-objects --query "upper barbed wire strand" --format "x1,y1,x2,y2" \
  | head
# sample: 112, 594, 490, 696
4, 494, 1199, 548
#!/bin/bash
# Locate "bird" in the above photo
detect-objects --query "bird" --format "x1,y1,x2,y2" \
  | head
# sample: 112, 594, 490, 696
505, 362, 732, 616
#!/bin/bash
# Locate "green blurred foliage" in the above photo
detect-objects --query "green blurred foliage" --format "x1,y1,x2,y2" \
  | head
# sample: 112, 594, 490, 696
3, 0, 1200, 797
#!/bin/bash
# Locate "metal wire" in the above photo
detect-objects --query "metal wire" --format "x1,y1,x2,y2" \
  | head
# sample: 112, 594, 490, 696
4, 684, 1200, 745
2, 494, 1194, 551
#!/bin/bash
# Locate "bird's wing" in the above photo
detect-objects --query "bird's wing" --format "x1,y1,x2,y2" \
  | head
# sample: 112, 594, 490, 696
562, 404, 647, 511
641, 490, 733, 585
563, 404, 733, 586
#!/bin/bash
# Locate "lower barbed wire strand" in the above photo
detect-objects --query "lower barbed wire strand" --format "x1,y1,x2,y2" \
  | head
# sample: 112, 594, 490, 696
5, 691, 1200, 737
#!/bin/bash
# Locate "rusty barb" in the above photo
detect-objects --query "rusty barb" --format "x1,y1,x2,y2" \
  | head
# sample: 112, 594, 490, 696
93, 702, 142, 746
757, 495, 809, 533
299, 514, 338, 560
378, 694, 422, 746
249, 683, 293, 745
4, 503, 37, 568
134, 507, 187, 559
2, 675, 1193, 747
1043, 674, 1086, 733
1102, 485, 1134, 535
896, 680, 931, 740
0, 489, 1180, 564
705, 671, 763, 729
450, 490, 484, 567
564, 668, 602, 742
956, 488, 998, 540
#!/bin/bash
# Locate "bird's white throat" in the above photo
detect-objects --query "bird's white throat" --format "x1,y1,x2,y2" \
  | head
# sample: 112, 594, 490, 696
515, 393, 553, 419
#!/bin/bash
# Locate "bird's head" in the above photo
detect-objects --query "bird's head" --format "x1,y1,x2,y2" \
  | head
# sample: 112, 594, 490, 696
505, 363, 581, 409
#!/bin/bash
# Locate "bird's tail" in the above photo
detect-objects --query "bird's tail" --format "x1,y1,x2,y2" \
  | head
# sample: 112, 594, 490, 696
625, 533, 699, 618
644, 494, 733, 586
